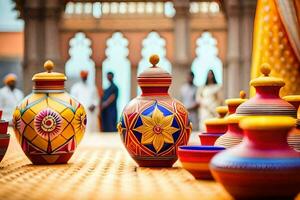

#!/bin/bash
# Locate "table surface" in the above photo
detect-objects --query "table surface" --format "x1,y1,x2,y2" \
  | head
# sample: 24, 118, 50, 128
0, 130, 299, 200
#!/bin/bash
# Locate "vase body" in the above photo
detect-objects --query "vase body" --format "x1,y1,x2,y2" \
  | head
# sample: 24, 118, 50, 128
211, 116, 300, 199
0, 115, 9, 163
12, 61, 87, 164
214, 92, 247, 148
283, 95, 300, 151
118, 55, 191, 167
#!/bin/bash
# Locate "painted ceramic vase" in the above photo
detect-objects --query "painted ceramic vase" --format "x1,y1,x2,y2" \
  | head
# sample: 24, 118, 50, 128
236, 64, 296, 117
0, 112, 9, 163
12, 61, 87, 164
210, 116, 300, 199
199, 106, 228, 145
214, 91, 247, 148
282, 95, 300, 152
117, 55, 192, 167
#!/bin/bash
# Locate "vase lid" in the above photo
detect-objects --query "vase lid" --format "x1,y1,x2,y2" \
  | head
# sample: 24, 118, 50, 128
137, 55, 172, 88
225, 91, 248, 106
32, 60, 67, 91
282, 95, 300, 103
240, 116, 296, 130
205, 106, 228, 125
250, 63, 285, 87
226, 114, 245, 124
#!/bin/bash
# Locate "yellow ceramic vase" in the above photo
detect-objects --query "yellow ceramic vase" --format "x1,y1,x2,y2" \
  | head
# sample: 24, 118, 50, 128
12, 61, 87, 164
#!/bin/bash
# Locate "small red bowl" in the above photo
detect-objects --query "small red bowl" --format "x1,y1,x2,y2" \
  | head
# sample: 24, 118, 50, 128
199, 133, 223, 146
178, 145, 225, 179
0, 120, 8, 134
0, 134, 10, 163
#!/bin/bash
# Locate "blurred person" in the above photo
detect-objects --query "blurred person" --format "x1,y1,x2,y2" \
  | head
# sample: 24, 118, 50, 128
196, 70, 222, 130
101, 72, 118, 132
70, 70, 100, 133
0, 73, 24, 123
180, 71, 199, 131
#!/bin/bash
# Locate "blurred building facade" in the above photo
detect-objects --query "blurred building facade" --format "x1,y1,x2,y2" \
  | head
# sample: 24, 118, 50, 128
0, 0, 257, 101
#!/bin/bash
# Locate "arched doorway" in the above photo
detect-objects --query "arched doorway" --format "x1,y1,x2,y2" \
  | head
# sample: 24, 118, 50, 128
102, 32, 131, 117
65, 32, 95, 89
191, 32, 223, 86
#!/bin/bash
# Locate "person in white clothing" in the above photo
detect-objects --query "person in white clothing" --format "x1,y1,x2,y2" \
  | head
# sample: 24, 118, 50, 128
180, 71, 199, 131
70, 70, 100, 133
0, 73, 24, 123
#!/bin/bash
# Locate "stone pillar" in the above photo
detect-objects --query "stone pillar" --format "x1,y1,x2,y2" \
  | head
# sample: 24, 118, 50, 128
171, 0, 190, 98
44, 0, 64, 72
23, 0, 63, 94
23, 0, 43, 94
225, 0, 241, 98
240, 0, 257, 94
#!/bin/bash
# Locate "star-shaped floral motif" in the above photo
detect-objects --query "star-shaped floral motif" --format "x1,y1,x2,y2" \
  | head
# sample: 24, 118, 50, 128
134, 107, 179, 152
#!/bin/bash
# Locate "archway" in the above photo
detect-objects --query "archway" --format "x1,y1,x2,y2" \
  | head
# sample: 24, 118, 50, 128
102, 32, 131, 117
191, 32, 223, 86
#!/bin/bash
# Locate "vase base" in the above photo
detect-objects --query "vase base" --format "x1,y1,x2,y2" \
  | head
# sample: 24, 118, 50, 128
26, 153, 74, 165
133, 156, 177, 168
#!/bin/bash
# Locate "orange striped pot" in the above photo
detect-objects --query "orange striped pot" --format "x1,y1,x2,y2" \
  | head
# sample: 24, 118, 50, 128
178, 145, 225, 179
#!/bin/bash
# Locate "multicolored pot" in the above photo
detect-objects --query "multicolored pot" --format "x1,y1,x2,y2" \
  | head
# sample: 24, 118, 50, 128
118, 55, 192, 167
210, 116, 300, 199
236, 64, 296, 117
204, 106, 228, 133
12, 61, 87, 164
283, 95, 300, 151
178, 145, 225, 179
214, 91, 247, 148
199, 106, 228, 145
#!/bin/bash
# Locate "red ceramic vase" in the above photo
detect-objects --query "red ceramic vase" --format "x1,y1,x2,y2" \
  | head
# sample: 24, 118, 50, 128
199, 106, 228, 145
0, 134, 10, 163
118, 55, 192, 167
283, 95, 300, 151
236, 64, 296, 117
0, 120, 9, 134
214, 91, 247, 148
210, 116, 300, 199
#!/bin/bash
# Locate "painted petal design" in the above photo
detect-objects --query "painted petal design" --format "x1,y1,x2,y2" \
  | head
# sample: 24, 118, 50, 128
141, 115, 155, 127
153, 134, 165, 152
162, 129, 175, 144
152, 108, 164, 125
160, 114, 174, 128
140, 127, 155, 144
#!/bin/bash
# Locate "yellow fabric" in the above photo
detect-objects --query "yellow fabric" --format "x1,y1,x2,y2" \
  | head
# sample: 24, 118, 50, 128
251, 0, 300, 96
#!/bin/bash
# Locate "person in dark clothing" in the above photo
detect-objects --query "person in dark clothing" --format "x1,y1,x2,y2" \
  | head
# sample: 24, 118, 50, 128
101, 72, 119, 132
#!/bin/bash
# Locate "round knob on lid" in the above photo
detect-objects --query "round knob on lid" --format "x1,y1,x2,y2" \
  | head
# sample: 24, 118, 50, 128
216, 106, 228, 118
250, 63, 285, 87
225, 90, 248, 106
240, 90, 246, 99
260, 63, 271, 77
149, 54, 160, 67
44, 60, 54, 73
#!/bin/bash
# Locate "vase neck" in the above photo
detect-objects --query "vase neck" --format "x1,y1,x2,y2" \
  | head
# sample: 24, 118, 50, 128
227, 123, 243, 137
140, 86, 169, 96
255, 86, 281, 99
244, 129, 290, 150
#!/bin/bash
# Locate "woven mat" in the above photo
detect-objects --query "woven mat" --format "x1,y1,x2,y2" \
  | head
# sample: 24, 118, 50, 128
0, 129, 299, 200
